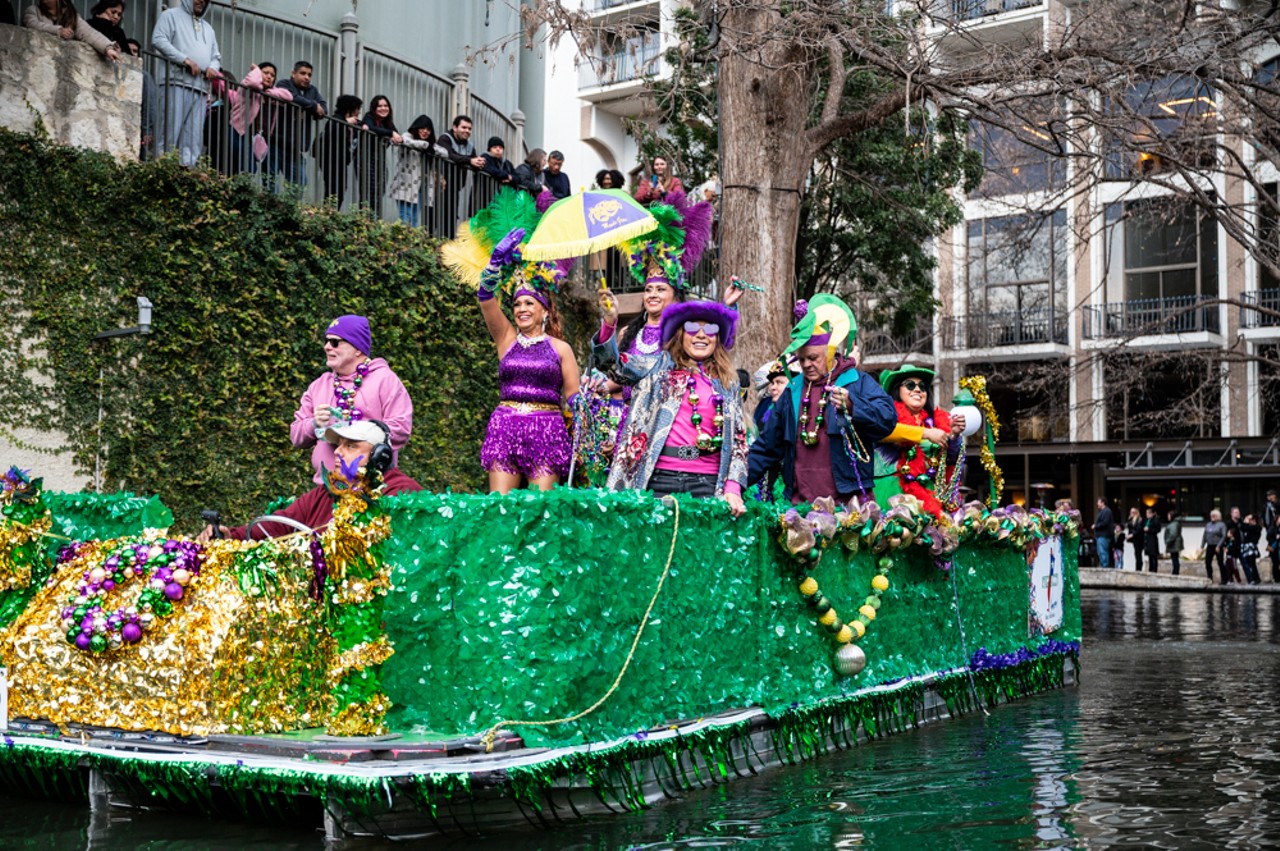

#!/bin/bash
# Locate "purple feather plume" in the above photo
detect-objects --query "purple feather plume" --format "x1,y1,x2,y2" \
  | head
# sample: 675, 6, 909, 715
535, 189, 556, 214
339, 454, 364, 480
667, 189, 714, 274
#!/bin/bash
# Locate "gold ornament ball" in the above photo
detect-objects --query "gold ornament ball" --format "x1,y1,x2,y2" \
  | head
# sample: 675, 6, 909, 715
798, 576, 819, 596
834, 643, 867, 677
859, 604, 877, 621
871, 575, 890, 592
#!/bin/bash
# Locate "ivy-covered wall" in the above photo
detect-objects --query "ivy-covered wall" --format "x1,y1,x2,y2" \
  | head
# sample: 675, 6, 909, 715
0, 129, 531, 527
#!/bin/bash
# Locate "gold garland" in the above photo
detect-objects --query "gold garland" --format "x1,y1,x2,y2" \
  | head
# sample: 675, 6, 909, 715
326, 694, 393, 737
958, 375, 1004, 504
327, 637, 395, 690
0, 513, 50, 591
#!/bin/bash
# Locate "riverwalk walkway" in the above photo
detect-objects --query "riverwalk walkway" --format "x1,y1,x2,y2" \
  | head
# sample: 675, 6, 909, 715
1081, 566, 1280, 594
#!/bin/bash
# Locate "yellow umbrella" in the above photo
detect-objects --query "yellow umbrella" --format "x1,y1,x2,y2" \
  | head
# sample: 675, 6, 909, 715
522, 189, 658, 261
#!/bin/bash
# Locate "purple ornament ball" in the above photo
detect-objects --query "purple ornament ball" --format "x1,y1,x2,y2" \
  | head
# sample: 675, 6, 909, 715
121, 622, 143, 643
163, 582, 184, 601
74, 633, 92, 650
103, 580, 115, 591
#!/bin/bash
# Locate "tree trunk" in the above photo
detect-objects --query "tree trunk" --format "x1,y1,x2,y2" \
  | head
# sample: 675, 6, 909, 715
717, 5, 815, 374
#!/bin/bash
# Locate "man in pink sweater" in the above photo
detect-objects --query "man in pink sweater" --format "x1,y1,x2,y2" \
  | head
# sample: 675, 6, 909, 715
291, 315, 413, 484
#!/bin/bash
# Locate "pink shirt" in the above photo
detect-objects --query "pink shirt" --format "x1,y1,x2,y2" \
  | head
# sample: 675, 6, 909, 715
655, 370, 742, 495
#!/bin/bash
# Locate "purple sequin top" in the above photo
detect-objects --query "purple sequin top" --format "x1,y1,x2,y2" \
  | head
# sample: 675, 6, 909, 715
625, 324, 663, 357
499, 336, 563, 406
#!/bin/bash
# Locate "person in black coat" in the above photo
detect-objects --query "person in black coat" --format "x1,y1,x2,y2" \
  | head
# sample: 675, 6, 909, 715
481, 136, 515, 189
1142, 507, 1161, 573
315, 94, 362, 207
358, 95, 401, 218
1125, 507, 1145, 571
512, 148, 546, 198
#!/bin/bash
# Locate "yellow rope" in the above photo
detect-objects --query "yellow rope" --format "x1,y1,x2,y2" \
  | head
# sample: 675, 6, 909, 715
479, 498, 682, 753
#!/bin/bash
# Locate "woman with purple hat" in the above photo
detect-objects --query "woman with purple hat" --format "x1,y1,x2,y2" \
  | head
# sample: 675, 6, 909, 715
291, 314, 414, 484
595, 300, 748, 516
477, 230, 581, 494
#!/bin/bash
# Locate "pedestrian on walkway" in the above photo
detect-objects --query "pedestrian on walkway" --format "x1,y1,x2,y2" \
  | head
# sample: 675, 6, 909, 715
1202, 509, 1226, 581
1240, 513, 1262, 585
1143, 507, 1161, 573
1126, 506, 1145, 571
1163, 509, 1183, 576
1093, 497, 1115, 568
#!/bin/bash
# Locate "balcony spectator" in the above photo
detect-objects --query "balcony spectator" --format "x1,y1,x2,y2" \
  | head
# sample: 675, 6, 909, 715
85, 0, 128, 54
23, 0, 120, 61
513, 148, 547, 198
594, 168, 626, 192
151, 0, 219, 168
1125, 506, 1145, 571
357, 95, 402, 218
543, 150, 571, 200
634, 155, 683, 204
1163, 510, 1183, 575
389, 115, 446, 229
130, 38, 158, 157
218, 63, 292, 177
314, 94, 362, 207
1142, 507, 1161, 573
438, 114, 484, 227
273, 60, 327, 193
481, 137, 515, 188
1093, 497, 1115, 568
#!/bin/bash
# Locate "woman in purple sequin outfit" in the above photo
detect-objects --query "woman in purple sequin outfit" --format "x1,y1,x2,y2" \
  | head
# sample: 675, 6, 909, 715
477, 232, 580, 494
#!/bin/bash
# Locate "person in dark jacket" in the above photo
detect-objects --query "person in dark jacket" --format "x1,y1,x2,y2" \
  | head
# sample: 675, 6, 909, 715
1142, 507, 1161, 573
357, 95, 401, 217
1093, 497, 1116, 568
197, 421, 421, 541
748, 295, 897, 505
438, 114, 484, 227
1240, 512, 1262, 584
272, 60, 327, 191
314, 94, 362, 206
86, 0, 129, 52
543, 150, 571, 200
513, 148, 547, 198
481, 136, 515, 188
1125, 506, 1145, 571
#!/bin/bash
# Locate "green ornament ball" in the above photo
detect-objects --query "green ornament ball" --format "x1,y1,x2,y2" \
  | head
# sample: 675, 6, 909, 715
814, 596, 832, 614
808, 547, 820, 561
154, 600, 173, 617
878, 556, 893, 570
866, 596, 881, 609
89, 635, 107, 653
65, 628, 79, 644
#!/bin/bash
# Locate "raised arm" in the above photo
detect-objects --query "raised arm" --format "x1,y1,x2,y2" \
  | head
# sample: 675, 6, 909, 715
477, 228, 525, 354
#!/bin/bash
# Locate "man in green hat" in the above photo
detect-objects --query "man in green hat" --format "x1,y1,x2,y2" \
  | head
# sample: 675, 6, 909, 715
746, 296, 897, 504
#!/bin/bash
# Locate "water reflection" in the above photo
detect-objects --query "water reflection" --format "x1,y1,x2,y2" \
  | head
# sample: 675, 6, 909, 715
4, 590, 1280, 849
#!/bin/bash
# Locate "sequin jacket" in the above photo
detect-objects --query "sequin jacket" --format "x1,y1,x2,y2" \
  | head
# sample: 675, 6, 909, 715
594, 337, 748, 495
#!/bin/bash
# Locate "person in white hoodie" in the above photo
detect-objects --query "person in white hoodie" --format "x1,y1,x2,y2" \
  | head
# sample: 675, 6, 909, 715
151, 0, 220, 167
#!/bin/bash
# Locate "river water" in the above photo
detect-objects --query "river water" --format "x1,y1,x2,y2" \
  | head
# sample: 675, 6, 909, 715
4, 588, 1280, 849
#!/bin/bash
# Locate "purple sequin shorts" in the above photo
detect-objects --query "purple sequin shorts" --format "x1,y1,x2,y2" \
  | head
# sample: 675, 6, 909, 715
480, 406, 572, 479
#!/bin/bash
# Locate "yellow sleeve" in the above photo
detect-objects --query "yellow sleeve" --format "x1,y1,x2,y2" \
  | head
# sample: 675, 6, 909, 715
885, 422, 924, 446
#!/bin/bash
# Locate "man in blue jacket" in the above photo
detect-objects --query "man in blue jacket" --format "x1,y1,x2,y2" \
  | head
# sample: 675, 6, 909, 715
747, 295, 897, 504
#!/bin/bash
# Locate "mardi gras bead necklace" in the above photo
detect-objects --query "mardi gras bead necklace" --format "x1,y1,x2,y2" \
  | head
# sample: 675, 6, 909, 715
900, 415, 943, 485
333, 359, 372, 422
799, 382, 830, 446
686, 369, 725, 452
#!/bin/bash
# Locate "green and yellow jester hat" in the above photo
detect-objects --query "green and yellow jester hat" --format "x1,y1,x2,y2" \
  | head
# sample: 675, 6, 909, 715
782, 294, 858, 368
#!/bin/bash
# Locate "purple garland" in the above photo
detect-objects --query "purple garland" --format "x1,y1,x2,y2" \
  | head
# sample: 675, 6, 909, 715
968, 639, 1080, 672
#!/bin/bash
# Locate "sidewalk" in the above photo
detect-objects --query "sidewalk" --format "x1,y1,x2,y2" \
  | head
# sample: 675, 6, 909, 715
1080, 566, 1280, 594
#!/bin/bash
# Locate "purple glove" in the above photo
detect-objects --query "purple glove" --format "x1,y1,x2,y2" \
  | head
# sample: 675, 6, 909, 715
489, 227, 525, 268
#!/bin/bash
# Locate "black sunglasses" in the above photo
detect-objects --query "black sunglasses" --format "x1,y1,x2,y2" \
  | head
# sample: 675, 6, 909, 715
323, 337, 345, 348
901, 380, 930, 391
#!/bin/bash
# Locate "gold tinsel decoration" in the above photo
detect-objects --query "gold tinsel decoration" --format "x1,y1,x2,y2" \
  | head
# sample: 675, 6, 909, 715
0, 512, 50, 591
327, 638, 395, 690
958, 375, 1004, 505
327, 695, 392, 737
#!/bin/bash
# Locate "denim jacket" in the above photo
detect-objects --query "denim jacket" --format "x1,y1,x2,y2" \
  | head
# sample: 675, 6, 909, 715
594, 337, 748, 495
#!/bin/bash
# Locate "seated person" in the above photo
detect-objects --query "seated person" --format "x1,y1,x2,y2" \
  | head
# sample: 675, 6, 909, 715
198, 420, 421, 541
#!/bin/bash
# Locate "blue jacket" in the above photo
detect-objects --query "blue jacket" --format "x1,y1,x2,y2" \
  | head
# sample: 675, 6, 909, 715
747, 367, 897, 501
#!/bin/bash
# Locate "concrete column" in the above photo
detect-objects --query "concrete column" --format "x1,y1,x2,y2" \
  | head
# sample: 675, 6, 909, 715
340, 10, 359, 99
451, 63, 470, 120
510, 108, 525, 158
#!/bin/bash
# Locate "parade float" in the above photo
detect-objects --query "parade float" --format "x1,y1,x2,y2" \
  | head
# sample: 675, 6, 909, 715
0, 439, 1082, 841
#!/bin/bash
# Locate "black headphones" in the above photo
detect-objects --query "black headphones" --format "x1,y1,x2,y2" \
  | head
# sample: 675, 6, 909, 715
365, 419, 394, 475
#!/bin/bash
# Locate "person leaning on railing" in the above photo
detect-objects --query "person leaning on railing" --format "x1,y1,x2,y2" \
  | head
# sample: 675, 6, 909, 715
388, 115, 447, 229
150, 0, 220, 168
358, 95, 402, 218
85, 0, 129, 55
314, 95, 362, 207
512, 148, 547, 199
23, 0, 120, 61
272, 60, 327, 191
215, 63, 292, 176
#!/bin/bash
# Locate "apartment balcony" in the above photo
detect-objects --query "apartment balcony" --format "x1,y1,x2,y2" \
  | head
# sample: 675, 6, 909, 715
941, 309, 1068, 355
858, 322, 936, 364
583, 0, 660, 18
1082, 295, 1221, 345
929, 0, 1046, 54
1240, 289, 1280, 337
577, 40, 663, 115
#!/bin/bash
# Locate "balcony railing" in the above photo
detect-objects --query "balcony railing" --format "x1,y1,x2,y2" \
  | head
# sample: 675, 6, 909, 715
859, 322, 935, 357
1240, 289, 1280, 329
1082, 295, 1220, 339
939, 0, 1044, 23
584, 0, 657, 11
941, 309, 1067, 349
578, 42, 662, 89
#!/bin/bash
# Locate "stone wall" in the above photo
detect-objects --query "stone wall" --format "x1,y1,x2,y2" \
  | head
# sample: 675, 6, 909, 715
0, 23, 142, 160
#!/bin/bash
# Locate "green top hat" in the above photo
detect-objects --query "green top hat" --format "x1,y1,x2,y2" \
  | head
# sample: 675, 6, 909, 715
782, 294, 858, 356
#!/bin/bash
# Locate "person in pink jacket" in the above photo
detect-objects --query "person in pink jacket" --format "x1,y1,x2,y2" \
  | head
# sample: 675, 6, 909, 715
216, 62, 293, 175
291, 315, 413, 484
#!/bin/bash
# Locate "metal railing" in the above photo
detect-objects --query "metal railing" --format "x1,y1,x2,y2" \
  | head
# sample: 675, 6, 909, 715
941, 0, 1045, 23
859, 322, 936, 357
1240, 289, 1280, 328
584, 0, 657, 11
1082, 295, 1220, 339
941, 309, 1067, 349
359, 46, 454, 147
578, 41, 662, 89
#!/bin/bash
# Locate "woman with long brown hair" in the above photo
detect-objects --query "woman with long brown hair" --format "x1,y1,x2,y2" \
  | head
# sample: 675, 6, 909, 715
595, 300, 747, 516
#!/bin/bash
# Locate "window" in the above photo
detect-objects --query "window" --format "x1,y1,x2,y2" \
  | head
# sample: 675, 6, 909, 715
1259, 183, 1280, 293
963, 211, 1068, 345
1107, 198, 1217, 302
1104, 353, 1220, 440
969, 107, 1066, 197
1104, 76, 1217, 179
964, 360, 1069, 444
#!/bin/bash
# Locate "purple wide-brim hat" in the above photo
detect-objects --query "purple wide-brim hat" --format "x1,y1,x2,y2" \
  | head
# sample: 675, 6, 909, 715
659, 300, 740, 350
